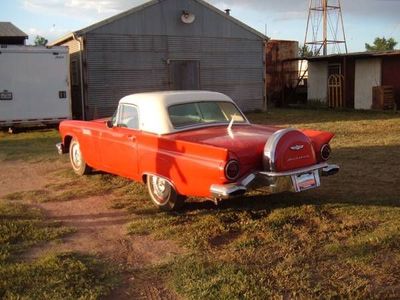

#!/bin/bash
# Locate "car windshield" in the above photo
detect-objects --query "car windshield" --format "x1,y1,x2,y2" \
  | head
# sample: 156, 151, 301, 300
168, 101, 246, 128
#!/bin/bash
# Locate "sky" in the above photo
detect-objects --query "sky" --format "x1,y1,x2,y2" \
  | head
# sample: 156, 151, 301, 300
1, 0, 400, 53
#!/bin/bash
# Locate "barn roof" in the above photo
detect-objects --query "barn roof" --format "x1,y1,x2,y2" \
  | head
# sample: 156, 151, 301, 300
0, 22, 28, 38
307, 50, 400, 61
50, 0, 267, 45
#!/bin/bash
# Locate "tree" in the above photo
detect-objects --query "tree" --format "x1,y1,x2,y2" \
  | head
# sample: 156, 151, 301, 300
34, 35, 48, 46
298, 44, 314, 57
365, 37, 397, 51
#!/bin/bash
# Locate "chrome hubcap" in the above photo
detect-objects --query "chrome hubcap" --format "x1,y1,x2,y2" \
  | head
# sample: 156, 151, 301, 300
71, 143, 82, 167
151, 176, 170, 204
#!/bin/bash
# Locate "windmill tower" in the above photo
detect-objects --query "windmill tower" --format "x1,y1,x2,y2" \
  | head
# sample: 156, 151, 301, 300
304, 0, 347, 56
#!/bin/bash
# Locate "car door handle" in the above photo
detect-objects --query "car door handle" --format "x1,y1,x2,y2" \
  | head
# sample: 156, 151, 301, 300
127, 135, 136, 142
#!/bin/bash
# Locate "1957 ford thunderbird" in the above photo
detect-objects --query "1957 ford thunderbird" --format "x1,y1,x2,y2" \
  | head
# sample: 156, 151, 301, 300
57, 91, 339, 210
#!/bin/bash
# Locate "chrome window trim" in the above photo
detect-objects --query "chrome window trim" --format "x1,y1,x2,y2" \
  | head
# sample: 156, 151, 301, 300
167, 100, 250, 130
116, 103, 140, 130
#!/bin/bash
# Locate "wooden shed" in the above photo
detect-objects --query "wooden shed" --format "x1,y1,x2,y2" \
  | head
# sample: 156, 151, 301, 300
307, 51, 400, 110
51, 0, 267, 120
0, 22, 28, 45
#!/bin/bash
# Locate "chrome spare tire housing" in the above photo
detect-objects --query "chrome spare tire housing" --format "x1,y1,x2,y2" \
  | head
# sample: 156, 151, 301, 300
263, 128, 298, 172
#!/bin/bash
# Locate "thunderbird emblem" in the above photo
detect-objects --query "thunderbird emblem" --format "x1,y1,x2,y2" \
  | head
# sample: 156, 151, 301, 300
290, 144, 304, 151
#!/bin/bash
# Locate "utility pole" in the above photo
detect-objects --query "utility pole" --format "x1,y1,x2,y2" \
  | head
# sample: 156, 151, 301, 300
304, 0, 347, 56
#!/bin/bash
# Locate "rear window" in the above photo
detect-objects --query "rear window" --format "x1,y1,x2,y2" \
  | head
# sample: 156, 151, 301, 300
168, 101, 245, 128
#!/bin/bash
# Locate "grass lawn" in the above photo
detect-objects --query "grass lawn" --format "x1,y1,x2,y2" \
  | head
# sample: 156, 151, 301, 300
1, 108, 400, 299
126, 108, 400, 299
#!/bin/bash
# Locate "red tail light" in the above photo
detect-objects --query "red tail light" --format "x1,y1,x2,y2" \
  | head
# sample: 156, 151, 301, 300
225, 160, 240, 180
320, 144, 331, 161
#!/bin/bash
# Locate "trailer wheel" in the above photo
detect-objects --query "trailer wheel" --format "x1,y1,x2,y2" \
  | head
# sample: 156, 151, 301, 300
69, 138, 92, 176
146, 175, 185, 211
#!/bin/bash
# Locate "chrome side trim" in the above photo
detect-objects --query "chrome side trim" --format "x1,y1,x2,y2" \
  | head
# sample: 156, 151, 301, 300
259, 162, 328, 177
263, 128, 297, 172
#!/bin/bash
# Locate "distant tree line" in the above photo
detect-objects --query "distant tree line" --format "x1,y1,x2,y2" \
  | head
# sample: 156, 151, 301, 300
298, 36, 398, 57
365, 37, 397, 51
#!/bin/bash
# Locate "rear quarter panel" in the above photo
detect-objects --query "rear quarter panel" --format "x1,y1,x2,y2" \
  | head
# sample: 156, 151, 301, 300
302, 129, 335, 161
137, 133, 230, 198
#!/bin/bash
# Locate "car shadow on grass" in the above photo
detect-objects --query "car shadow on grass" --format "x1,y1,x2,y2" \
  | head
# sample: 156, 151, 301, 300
170, 144, 400, 214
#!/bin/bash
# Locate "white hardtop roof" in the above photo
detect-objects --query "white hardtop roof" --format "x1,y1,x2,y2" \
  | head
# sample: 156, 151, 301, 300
118, 91, 237, 135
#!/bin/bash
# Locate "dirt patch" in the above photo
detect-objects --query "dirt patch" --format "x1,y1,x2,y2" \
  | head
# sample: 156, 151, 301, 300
0, 160, 66, 197
2, 161, 183, 300
27, 196, 183, 268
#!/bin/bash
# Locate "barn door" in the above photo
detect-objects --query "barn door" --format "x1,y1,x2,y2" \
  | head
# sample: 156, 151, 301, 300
169, 60, 200, 90
328, 74, 344, 108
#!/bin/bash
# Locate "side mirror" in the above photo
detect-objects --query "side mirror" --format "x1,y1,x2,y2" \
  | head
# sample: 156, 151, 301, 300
106, 120, 114, 128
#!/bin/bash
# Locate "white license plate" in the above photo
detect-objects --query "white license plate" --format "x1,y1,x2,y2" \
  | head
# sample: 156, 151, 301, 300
291, 170, 320, 192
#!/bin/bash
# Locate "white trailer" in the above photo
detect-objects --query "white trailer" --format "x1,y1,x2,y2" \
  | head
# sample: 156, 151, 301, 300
0, 45, 71, 129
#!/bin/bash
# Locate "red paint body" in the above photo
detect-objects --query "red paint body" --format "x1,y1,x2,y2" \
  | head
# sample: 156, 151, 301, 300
59, 120, 334, 198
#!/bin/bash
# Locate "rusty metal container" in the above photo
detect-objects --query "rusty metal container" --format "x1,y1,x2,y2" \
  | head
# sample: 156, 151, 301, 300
265, 40, 299, 105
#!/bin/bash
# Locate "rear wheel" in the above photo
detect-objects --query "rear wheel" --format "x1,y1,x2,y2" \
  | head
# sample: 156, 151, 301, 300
69, 138, 92, 176
146, 175, 185, 211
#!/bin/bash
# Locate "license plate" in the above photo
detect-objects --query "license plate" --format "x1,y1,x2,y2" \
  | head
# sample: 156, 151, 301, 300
291, 170, 320, 192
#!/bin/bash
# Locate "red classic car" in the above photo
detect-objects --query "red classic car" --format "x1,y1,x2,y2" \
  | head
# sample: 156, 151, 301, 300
57, 91, 339, 210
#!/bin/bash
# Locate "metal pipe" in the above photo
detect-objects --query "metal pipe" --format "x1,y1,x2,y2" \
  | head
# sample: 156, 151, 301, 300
72, 33, 85, 120
322, 0, 328, 56
338, 0, 348, 53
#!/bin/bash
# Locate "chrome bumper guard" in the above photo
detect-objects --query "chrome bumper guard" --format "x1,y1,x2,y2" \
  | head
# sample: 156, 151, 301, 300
210, 163, 339, 199
56, 142, 66, 155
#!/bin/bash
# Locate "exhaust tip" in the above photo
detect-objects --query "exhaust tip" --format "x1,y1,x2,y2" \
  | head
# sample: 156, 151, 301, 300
321, 164, 339, 177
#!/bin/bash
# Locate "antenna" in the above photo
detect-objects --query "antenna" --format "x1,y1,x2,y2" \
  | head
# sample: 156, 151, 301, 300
181, 10, 196, 24
304, 0, 347, 56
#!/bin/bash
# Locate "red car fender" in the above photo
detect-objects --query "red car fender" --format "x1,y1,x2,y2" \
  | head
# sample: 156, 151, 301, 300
301, 129, 335, 161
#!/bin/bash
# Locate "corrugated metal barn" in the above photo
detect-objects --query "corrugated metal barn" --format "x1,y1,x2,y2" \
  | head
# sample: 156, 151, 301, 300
51, 0, 266, 120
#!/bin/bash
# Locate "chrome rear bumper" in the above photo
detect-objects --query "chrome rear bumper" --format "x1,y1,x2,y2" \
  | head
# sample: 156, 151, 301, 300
210, 163, 339, 200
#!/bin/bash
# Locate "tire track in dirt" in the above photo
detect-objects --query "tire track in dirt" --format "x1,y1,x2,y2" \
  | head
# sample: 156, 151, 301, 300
0, 161, 183, 300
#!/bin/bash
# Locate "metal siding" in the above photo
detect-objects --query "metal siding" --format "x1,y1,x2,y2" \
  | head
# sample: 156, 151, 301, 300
85, 33, 264, 118
91, 0, 260, 40
85, 34, 167, 52
83, 0, 264, 119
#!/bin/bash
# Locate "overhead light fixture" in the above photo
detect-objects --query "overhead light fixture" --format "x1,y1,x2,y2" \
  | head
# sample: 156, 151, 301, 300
181, 10, 195, 24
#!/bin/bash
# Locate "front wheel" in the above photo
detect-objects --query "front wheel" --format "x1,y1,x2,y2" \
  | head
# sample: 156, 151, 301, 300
69, 138, 92, 176
147, 175, 185, 211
